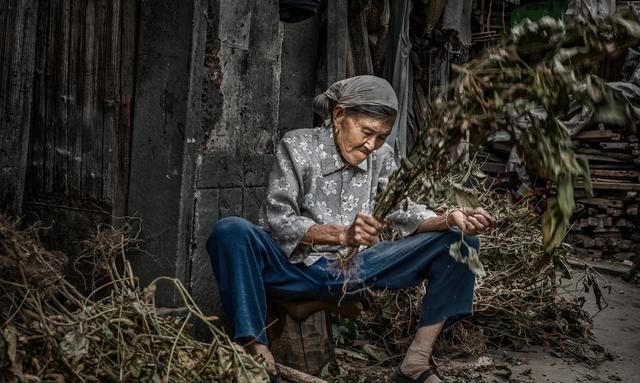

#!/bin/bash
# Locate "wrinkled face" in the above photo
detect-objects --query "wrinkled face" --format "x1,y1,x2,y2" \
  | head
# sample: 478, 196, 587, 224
332, 105, 395, 166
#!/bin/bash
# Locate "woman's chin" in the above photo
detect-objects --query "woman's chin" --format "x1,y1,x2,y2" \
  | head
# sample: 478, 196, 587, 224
345, 153, 368, 166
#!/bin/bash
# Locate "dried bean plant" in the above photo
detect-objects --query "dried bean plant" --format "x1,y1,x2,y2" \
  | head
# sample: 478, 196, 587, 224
359, 158, 611, 365
339, 12, 640, 268
0, 215, 268, 382
347, 12, 640, 366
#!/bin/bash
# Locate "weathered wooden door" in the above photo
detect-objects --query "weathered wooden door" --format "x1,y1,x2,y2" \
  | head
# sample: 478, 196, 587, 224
9, 0, 138, 269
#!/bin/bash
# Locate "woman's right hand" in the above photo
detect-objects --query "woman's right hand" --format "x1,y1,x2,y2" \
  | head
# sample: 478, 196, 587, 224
340, 212, 382, 247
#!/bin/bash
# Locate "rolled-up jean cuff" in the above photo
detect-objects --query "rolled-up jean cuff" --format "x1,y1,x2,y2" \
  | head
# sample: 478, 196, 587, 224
419, 310, 473, 330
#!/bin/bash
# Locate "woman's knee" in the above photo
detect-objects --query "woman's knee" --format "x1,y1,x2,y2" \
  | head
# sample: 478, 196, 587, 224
432, 231, 480, 260
207, 216, 253, 249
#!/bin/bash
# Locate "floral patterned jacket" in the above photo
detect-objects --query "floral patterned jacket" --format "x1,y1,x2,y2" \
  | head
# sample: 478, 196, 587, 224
258, 126, 436, 265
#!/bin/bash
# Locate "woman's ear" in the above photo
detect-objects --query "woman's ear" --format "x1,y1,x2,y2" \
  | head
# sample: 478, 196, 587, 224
332, 105, 346, 126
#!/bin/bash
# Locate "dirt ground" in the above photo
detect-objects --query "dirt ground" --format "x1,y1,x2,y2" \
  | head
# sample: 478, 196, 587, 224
324, 271, 640, 383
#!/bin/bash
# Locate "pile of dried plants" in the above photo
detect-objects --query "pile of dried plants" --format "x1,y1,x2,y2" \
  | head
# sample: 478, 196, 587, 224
0, 215, 268, 382
359, 159, 611, 365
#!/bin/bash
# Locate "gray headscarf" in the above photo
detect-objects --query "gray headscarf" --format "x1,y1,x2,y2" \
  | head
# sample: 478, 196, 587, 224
312, 75, 399, 122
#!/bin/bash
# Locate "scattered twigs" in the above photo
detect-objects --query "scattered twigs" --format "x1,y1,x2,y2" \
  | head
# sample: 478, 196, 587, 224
358, 159, 611, 365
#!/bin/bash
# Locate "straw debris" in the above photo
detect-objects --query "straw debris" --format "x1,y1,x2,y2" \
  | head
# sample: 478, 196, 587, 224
358, 160, 611, 365
0, 215, 268, 382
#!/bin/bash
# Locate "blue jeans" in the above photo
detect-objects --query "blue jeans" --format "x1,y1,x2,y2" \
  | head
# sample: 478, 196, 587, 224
207, 216, 478, 345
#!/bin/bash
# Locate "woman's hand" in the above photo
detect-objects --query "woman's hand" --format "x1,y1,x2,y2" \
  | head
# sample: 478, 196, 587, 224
340, 212, 382, 247
447, 207, 496, 236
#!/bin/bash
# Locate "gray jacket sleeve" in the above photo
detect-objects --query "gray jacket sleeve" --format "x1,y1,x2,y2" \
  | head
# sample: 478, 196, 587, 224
260, 137, 316, 258
377, 156, 437, 236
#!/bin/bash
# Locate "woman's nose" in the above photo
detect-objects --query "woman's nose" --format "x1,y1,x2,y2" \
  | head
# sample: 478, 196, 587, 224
363, 138, 375, 152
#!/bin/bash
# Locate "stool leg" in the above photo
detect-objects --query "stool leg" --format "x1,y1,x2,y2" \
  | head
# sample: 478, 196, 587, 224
270, 310, 336, 375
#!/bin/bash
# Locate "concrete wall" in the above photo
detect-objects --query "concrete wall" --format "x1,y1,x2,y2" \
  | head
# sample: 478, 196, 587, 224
127, 0, 322, 335
189, 4, 322, 328
189, 0, 285, 327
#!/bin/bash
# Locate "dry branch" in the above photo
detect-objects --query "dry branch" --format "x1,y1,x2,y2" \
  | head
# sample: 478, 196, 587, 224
0, 215, 269, 382
358, 159, 611, 365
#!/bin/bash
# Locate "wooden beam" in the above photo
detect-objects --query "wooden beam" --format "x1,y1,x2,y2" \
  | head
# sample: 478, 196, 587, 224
0, 0, 38, 216
348, 7, 373, 75
114, 0, 137, 218
576, 181, 640, 191
327, 0, 347, 84
574, 129, 621, 140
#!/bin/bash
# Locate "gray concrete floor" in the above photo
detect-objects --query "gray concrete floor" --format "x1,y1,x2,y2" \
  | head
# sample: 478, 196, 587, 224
441, 272, 640, 383
513, 273, 640, 383
328, 272, 640, 382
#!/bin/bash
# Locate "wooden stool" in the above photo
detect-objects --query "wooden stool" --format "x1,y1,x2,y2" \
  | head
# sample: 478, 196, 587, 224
267, 297, 363, 375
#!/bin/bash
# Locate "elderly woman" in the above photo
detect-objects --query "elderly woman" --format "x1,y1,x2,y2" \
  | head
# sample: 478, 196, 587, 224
207, 75, 494, 383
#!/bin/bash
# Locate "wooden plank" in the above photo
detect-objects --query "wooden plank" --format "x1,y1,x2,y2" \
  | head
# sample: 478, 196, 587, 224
576, 148, 634, 162
53, 0, 71, 195
371, 0, 389, 74
574, 129, 621, 140
0, 1, 13, 115
26, 0, 50, 196
346, 30, 356, 78
589, 169, 640, 179
576, 181, 640, 191
576, 198, 625, 209
14, 0, 39, 195
102, 0, 121, 206
81, 0, 100, 199
327, 0, 347, 84
94, 0, 107, 202
0, 0, 39, 215
43, 0, 60, 194
578, 154, 625, 163
600, 142, 632, 150
587, 163, 636, 170
0, 1, 7, 58
114, 0, 136, 218
348, 7, 373, 76
68, 0, 84, 196
0, 1, 10, 113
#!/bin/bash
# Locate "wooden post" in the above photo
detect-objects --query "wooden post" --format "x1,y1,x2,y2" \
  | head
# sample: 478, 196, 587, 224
0, 0, 38, 216
327, 0, 347, 84
269, 307, 335, 376
348, 6, 374, 76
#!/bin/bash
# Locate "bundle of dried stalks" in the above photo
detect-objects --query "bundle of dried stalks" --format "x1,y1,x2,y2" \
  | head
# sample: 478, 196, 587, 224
0, 215, 268, 382
359, 159, 610, 365
339, 11, 640, 268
